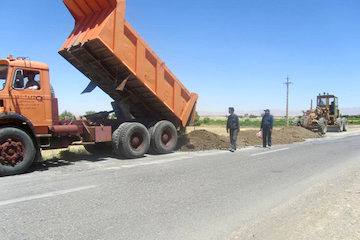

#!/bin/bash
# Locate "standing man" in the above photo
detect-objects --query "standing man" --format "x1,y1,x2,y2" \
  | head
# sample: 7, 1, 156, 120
261, 109, 274, 148
227, 107, 240, 152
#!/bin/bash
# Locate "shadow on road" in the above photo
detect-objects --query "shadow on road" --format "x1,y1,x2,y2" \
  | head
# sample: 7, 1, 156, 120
28, 149, 114, 174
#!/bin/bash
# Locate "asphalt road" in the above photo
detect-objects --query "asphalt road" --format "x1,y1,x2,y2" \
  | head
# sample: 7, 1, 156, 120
1, 133, 360, 240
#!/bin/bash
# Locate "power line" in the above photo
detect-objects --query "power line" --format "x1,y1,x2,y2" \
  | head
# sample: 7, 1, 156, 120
284, 76, 293, 126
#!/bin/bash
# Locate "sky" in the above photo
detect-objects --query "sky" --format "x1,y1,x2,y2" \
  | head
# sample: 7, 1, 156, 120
1, 0, 359, 116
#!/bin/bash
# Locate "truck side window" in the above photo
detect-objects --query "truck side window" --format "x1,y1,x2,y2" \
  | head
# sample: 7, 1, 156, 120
13, 69, 41, 90
0, 65, 8, 91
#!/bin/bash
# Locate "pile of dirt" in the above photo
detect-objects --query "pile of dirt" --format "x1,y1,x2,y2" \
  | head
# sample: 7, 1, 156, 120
177, 130, 229, 151
272, 126, 321, 144
178, 127, 321, 151
238, 130, 262, 146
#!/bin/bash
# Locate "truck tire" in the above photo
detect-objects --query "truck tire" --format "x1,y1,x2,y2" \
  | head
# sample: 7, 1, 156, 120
0, 127, 36, 176
112, 123, 131, 156
150, 121, 178, 154
112, 123, 150, 159
84, 143, 112, 155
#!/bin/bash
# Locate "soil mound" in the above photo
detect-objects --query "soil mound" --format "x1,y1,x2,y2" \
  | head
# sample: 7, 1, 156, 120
272, 126, 320, 144
178, 127, 320, 151
178, 130, 229, 151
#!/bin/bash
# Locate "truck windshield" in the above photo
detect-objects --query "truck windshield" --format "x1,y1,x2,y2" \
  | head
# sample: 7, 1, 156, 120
0, 65, 8, 91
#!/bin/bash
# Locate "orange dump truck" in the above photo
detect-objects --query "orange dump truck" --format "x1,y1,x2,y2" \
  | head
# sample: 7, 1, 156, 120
0, 0, 198, 176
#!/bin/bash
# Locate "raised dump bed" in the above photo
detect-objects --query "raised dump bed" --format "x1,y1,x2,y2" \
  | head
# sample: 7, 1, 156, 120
59, 0, 198, 129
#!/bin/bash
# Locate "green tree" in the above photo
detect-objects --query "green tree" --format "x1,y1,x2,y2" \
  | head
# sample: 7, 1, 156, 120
59, 111, 75, 121
202, 117, 211, 125
194, 111, 202, 126
85, 111, 97, 116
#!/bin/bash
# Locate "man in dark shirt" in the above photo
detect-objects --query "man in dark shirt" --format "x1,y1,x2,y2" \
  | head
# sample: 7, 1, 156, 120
261, 109, 274, 148
227, 107, 240, 152
25, 73, 40, 90
330, 101, 335, 114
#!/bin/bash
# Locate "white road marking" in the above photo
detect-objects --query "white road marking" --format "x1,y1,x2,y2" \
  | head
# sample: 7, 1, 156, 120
104, 146, 291, 171
251, 147, 290, 157
195, 151, 227, 157
104, 156, 194, 171
0, 185, 97, 207
104, 148, 263, 172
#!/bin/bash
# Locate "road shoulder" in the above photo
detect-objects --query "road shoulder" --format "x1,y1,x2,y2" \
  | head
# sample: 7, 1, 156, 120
230, 157, 360, 240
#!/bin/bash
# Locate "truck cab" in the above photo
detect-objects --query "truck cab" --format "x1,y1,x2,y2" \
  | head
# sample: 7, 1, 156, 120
1, 0, 198, 177
0, 56, 61, 176
0, 56, 59, 134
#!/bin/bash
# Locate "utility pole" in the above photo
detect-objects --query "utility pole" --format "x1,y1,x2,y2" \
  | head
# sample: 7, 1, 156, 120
284, 76, 293, 126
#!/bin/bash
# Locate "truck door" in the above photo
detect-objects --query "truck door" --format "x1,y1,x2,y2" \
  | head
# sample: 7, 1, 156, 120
9, 68, 48, 127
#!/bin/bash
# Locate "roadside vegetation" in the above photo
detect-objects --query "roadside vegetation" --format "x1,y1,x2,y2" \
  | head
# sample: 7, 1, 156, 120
194, 114, 292, 128
59, 110, 117, 121
345, 115, 360, 125
194, 113, 360, 128
59, 110, 76, 121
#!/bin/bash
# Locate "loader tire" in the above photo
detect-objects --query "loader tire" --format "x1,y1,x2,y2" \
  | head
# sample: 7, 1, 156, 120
318, 118, 327, 135
150, 121, 178, 154
342, 118, 348, 132
0, 127, 36, 176
112, 123, 150, 159
336, 118, 343, 132
84, 143, 112, 155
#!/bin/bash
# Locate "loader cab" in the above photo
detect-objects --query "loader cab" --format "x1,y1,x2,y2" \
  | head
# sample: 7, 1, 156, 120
317, 94, 339, 123
0, 56, 59, 134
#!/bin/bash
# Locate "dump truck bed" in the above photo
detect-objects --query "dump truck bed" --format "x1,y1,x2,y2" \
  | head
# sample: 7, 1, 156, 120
59, 0, 198, 128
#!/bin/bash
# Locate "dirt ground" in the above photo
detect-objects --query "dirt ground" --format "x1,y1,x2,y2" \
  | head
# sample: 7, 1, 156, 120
186, 125, 262, 136
178, 126, 321, 151
43, 126, 360, 159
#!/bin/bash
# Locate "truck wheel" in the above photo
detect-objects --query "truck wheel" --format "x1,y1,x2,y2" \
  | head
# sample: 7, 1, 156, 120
112, 123, 131, 157
112, 123, 150, 159
150, 121, 178, 154
84, 143, 112, 155
0, 127, 36, 176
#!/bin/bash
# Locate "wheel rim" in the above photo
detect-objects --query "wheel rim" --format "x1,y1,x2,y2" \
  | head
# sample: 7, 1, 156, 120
0, 138, 25, 166
161, 129, 173, 146
130, 132, 144, 150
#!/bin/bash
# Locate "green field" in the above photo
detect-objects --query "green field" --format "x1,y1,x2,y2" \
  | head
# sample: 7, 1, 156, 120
347, 116, 360, 125
196, 116, 360, 127
197, 117, 289, 128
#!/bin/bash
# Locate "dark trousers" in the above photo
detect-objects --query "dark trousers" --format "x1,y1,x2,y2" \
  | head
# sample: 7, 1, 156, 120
262, 127, 272, 147
230, 129, 239, 150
